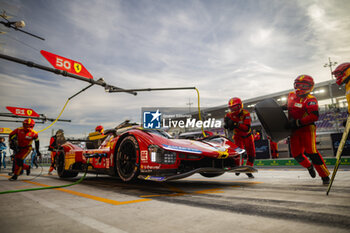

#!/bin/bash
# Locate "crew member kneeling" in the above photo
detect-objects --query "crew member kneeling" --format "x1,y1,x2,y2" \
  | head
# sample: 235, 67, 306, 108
224, 97, 255, 178
287, 75, 330, 185
8, 118, 41, 181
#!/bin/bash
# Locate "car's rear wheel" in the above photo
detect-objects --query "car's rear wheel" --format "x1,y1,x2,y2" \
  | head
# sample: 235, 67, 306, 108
116, 136, 140, 182
200, 172, 224, 178
56, 151, 78, 178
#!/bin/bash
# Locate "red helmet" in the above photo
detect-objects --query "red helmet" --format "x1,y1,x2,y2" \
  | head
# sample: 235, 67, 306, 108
332, 63, 350, 85
23, 118, 35, 129
228, 97, 243, 115
294, 75, 314, 97
95, 125, 104, 134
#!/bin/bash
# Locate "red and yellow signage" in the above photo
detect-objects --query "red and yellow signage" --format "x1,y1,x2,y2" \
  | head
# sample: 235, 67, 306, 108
40, 50, 93, 79
6, 106, 40, 117
0, 128, 12, 134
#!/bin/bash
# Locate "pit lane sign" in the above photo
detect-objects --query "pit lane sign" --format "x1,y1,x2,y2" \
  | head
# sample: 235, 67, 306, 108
40, 50, 93, 80
6, 106, 40, 118
0, 128, 12, 134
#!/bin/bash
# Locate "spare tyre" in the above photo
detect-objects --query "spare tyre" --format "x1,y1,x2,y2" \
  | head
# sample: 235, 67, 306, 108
255, 98, 291, 142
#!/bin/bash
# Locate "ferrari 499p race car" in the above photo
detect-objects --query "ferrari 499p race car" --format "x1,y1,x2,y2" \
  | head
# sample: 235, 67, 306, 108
56, 125, 257, 182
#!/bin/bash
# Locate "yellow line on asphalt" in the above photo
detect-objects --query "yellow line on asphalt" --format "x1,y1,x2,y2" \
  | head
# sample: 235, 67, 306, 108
0, 174, 151, 205
12, 179, 151, 205
160, 182, 188, 194
193, 188, 224, 194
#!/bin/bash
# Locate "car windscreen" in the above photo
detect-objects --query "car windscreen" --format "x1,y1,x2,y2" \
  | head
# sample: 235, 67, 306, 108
142, 129, 172, 139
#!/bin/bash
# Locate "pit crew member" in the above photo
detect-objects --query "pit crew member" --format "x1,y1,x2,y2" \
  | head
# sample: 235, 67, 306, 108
286, 75, 330, 185
0, 137, 7, 169
224, 97, 255, 178
333, 63, 350, 116
8, 118, 41, 181
253, 129, 261, 141
48, 129, 65, 175
95, 125, 104, 135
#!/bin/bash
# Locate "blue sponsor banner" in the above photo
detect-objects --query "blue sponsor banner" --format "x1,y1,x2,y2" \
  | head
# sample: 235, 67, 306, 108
254, 139, 270, 159
330, 133, 350, 156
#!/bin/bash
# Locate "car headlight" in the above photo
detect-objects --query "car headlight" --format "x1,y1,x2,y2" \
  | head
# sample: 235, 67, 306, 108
234, 147, 246, 155
148, 145, 177, 164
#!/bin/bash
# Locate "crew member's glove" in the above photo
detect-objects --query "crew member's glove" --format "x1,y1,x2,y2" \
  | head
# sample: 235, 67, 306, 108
224, 117, 232, 129
289, 119, 301, 130
232, 122, 239, 129
224, 117, 239, 130
36, 151, 42, 159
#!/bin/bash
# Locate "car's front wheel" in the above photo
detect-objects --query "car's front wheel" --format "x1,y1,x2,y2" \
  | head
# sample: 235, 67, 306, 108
116, 136, 140, 182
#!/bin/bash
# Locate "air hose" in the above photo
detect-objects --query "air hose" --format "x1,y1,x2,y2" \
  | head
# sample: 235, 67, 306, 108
0, 85, 95, 194
38, 83, 94, 133
0, 167, 88, 195
37, 99, 70, 133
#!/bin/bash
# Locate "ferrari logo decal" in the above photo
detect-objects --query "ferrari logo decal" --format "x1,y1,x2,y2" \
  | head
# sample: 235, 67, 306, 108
74, 63, 82, 73
27, 110, 32, 116
217, 149, 229, 159
294, 103, 302, 108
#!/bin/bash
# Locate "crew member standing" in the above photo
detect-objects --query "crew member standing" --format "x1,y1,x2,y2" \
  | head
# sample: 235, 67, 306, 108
253, 129, 261, 141
287, 75, 330, 185
48, 129, 65, 175
0, 137, 7, 169
224, 97, 255, 178
267, 136, 279, 159
8, 118, 41, 181
95, 125, 104, 135
333, 63, 350, 112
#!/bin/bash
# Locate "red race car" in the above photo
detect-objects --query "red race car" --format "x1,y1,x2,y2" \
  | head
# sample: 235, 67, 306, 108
56, 125, 257, 182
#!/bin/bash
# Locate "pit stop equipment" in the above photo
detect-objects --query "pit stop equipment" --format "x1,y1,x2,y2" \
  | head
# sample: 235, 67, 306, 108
0, 50, 207, 193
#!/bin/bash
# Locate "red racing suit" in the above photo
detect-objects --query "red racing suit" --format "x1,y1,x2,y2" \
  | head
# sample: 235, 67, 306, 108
253, 132, 261, 141
9, 127, 39, 176
225, 109, 256, 166
287, 92, 330, 177
269, 139, 278, 158
48, 136, 57, 173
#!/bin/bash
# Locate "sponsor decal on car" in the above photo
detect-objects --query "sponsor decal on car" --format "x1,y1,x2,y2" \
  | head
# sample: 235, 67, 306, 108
145, 176, 166, 181
141, 150, 148, 161
142, 165, 161, 170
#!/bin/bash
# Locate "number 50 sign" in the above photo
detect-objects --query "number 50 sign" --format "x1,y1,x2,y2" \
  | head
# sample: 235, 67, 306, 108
40, 50, 93, 79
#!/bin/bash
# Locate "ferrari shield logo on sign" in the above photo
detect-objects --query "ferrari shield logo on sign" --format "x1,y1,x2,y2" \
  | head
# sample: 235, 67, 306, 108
40, 50, 93, 79
6, 106, 40, 118
74, 63, 82, 73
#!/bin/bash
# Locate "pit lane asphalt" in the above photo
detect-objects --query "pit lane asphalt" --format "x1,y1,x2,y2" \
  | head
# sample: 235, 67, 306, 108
0, 166, 349, 233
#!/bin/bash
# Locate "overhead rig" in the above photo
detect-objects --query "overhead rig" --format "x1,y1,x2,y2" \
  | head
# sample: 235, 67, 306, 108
0, 112, 71, 124
0, 10, 45, 40
0, 50, 206, 136
0, 52, 137, 96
